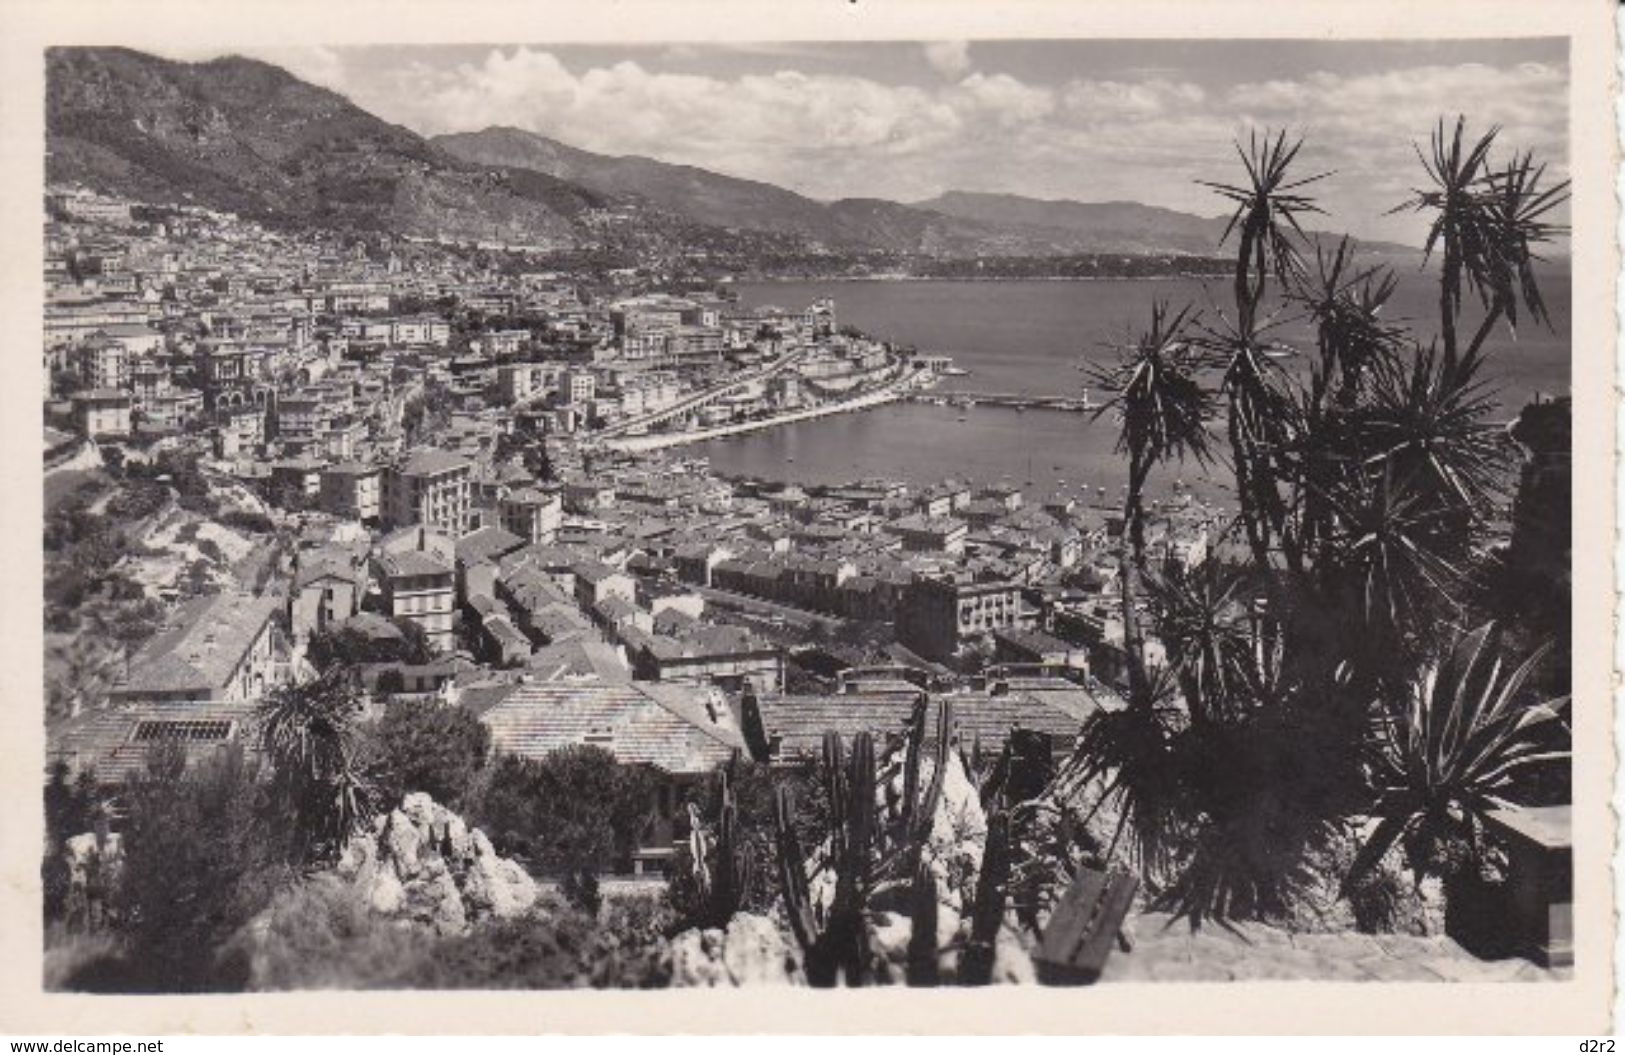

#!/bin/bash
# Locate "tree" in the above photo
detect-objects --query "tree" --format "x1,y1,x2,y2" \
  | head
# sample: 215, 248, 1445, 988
1085, 301, 1215, 702
109, 745, 295, 992
1069, 117, 1570, 929
306, 619, 432, 672
256, 667, 375, 864
368, 699, 491, 809
465, 747, 659, 907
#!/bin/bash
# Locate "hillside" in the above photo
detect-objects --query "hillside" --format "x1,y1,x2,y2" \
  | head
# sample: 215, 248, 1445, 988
46, 49, 1419, 264
915, 191, 1420, 259
435, 126, 1418, 260
46, 48, 602, 246
913, 192, 1230, 255
434, 126, 1023, 254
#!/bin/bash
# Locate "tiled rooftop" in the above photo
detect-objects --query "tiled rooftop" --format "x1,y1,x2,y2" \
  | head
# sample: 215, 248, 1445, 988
115, 590, 279, 697
481, 681, 741, 774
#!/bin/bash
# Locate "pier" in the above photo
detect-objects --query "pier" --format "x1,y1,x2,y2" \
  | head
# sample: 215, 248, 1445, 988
908, 390, 1097, 412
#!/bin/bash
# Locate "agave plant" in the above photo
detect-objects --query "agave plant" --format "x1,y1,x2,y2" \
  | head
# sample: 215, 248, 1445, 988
1344, 622, 1569, 891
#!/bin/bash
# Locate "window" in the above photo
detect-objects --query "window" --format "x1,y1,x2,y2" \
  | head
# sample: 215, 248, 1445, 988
132, 720, 232, 742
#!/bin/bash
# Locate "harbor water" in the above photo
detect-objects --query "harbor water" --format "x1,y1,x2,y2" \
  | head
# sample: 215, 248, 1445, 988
697, 274, 1571, 505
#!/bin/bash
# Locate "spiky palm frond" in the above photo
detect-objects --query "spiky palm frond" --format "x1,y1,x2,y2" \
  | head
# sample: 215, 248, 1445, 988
1345, 623, 1569, 889
1395, 117, 1503, 314
1145, 558, 1260, 724
1316, 462, 1467, 640
256, 666, 374, 858
1086, 301, 1217, 474
1394, 117, 1570, 365
1066, 667, 1188, 880
1158, 715, 1346, 928
1362, 340, 1511, 517
1199, 128, 1330, 295
1479, 150, 1571, 332
1291, 237, 1408, 405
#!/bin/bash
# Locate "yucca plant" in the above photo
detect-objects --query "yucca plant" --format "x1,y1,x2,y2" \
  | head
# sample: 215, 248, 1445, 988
1362, 337, 1510, 525
1144, 557, 1259, 726
1086, 301, 1215, 701
1393, 117, 1570, 372
257, 665, 375, 863
1199, 129, 1329, 333
1292, 236, 1406, 410
1343, 622, 1569, 891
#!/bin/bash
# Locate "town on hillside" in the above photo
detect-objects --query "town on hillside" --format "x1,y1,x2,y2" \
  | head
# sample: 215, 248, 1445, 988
43, 185, 1221, 916
37, 39, 1580, 999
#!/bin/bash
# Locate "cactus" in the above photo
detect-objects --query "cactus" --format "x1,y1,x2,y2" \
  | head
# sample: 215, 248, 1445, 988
686, 801, 713, 901
686, 759, 751, 928
905, 856, 940, 986
773, 730, 877, 986
740, 690, 772, 763
897, 695, 954, 874
959, 809, 1013, 986
709, 767, 750, 925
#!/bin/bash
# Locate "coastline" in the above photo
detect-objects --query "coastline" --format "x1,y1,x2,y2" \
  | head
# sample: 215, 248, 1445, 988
596, 374, 921, 453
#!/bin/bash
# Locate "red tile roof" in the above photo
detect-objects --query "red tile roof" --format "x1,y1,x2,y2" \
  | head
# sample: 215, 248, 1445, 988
480, 681, 742, 775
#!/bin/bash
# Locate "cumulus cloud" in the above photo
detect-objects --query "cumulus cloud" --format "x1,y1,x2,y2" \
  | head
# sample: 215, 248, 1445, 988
260, 44, 1566, 242
923, 40, 972, 79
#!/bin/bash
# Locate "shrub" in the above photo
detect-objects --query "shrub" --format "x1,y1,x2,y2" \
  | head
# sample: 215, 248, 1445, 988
465, 747, 659, 882
84, 746, 296, 992
240, 882, 672, 991
366, 699, 491, 809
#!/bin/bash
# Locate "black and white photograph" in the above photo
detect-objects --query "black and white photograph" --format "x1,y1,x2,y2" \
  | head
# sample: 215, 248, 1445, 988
8, 0, 1618, 1035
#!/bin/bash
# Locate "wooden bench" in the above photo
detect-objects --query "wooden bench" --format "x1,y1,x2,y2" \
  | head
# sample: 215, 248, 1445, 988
1485, 804, 1572, 968
1034, 867, 1139, 984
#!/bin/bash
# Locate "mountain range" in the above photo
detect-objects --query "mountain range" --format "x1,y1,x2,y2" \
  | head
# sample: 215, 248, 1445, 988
47, 47, 1417, 261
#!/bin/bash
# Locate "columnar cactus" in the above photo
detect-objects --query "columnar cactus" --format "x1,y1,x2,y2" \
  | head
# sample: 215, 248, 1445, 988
687, 762, 751, 928
959, 809, 1013, 986
709, 768, 750, 924
897, 694, 954, 873
906, 856, 941, 986
773, 730, 877, 986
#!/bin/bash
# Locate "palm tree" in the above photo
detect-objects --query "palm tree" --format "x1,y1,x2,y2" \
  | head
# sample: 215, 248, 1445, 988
1199, 131, 1329, 569
1086, 302, 1215, 700
1393, 117, 1570, 374
256, 665, 374, 861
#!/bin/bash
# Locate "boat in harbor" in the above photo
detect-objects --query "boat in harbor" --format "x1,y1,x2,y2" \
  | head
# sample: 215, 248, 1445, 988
941, 366, 971, 377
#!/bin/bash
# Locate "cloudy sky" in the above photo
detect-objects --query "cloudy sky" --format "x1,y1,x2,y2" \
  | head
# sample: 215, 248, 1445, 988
168, 39, 1567, 245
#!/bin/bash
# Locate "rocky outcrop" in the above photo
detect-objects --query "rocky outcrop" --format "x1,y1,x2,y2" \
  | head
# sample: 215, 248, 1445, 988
669, 913, 804, 987
333, 792, 537, 935
58, 831, 123, 929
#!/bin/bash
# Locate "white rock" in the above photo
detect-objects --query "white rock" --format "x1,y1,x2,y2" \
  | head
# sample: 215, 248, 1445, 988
366, 868, 406, 916
721, 914, 801, 986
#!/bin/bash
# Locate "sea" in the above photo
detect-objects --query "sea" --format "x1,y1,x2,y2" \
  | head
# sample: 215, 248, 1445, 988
696, 273, 1571, 511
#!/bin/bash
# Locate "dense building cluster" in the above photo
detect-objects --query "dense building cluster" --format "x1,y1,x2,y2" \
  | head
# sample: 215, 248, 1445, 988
44, 185, 1223, 873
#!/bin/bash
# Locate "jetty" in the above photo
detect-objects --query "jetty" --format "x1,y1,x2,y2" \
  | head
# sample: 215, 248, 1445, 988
908, 390, 1096, 413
